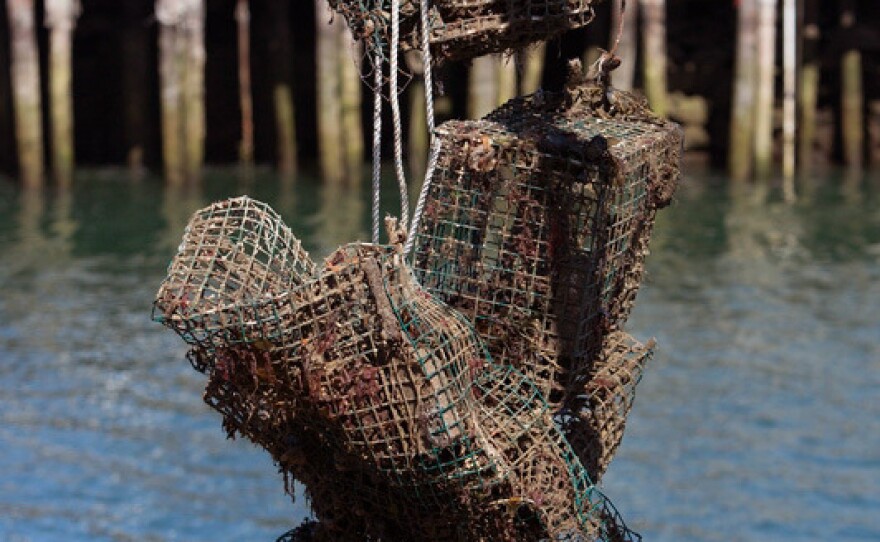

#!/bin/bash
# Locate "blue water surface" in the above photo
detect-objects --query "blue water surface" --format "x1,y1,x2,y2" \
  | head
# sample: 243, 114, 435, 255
0, 170, 878, 541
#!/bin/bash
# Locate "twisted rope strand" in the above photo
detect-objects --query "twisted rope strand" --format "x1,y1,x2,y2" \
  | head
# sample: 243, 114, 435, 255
403, 0, 437, 257
390, 0, 409, 230
371, 50, 383, 244
404, 128, 441, 257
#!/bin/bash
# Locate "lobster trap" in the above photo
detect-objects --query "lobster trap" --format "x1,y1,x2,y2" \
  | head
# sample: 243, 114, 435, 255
329, 0, 599, 63
153, 197, 641, 542
410, 81, 681, 415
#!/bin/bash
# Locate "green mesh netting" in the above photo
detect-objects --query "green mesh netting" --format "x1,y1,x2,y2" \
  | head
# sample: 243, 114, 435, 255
154, 199, 640, 541
410, 81, 682, 480
153, 78, 680, 541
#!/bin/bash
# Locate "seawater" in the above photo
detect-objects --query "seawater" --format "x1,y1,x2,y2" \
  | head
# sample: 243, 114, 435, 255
0, 170, 878, 541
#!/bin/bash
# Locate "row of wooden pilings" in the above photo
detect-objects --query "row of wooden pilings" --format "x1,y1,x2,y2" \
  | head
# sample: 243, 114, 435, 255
5, 0, 308, 188
3, 0, 875, 189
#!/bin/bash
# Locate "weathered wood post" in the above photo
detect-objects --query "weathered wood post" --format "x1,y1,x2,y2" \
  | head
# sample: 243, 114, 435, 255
407, 53, 428, 179
158, 0, 185, 184
6, 0, 44, 188
157, 0, 205, 184
519, 44, 546, 95
798, 0, 819, 172
610, 0, 637, 91
640, 0, 668, 117
268, 0, 298, 176
753, 0, 777, 178
339, 27, 364, 182
182, 0, 205, 181
781, 0, 796, 188
496, 56, 516, 106
315, 0, 344, 183
730, 0, 757, 181
235, 0, 254, 166
468, 55, 498, 119
840, 0, 863, 169
45, 0, 80, 187
122, 1, 150, 174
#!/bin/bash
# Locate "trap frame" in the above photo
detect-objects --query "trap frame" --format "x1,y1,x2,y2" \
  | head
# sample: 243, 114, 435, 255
329, 0, 601, 63
409, 82, 681, 479
154, 199, 642, 541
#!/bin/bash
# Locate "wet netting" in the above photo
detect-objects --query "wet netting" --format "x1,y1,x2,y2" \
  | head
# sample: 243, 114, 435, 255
409, 73, 682, 480
153, 40, 681, 536
154, 200, 643, 541
329, 0, 600, 63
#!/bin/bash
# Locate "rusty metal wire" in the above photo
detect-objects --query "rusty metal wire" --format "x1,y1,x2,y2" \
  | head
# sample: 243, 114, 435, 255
330, 0, 599, 63
154, 201, 643, 541
410, 80, 682, 478
153, 75, 681, 541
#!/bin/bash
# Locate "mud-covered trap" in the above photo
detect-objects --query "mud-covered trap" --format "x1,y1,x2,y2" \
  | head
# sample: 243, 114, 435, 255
152, 79, 682, 542
329, 0, 601, 62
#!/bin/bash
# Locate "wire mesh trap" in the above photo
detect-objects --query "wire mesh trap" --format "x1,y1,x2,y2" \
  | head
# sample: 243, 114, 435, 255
329, 0, 600, 63
409, 79, 681, 478
153, 197, 641, 541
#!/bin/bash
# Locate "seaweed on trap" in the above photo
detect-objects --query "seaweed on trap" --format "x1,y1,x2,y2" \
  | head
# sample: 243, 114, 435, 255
153, 79, 681, 541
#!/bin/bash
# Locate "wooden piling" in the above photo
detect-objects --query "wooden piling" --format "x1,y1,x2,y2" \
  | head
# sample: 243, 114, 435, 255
840, 0, 863, 169
182, 0, 205, 182
406, 53, 427, 179
781, 0, 796, 186
268, 0, 297, 176
339, 27, 364, 182
729, 0, 757, 181
122, 1, 150, 175
315, 0, 344, 183
609, 0, 637, 91
157, 0, 205, 184
519, 44, 545, 95
468, 55, 497, 119
45, 0, 80, 187
157, 11, 182, 184
235, 0, 254, 166
408, 76, 427, 179
640, 0, 668, 117
798, 0, 820, 172
496, 56, 516, 107
753, 0, 777, 178
6, 0, 44, 188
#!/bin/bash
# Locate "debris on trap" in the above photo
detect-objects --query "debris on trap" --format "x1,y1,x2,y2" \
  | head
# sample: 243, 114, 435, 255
410, 78, 682, 479
153, 198, 642, 541
152, 64, 682, 541
329, 0, 601, 63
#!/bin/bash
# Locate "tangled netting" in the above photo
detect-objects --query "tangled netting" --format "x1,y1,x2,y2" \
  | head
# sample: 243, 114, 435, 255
329, 0, 600, 63
154, 200, 639, 541
410, 77, 681, 479
153, 78, 681, 541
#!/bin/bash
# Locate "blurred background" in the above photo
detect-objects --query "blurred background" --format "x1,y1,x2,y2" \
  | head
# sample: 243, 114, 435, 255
0, 0, 877, 186
0, 1, 878, 541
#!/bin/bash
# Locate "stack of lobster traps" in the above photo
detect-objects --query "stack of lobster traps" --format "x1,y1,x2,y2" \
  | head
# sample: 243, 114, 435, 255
154, 2, 683, 540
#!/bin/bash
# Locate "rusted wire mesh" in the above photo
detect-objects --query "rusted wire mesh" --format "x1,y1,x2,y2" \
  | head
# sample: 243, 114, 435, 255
559, 331, 654, 480
329, 0, 599, 63
410, 80, 681, 423
153, 199, 640, 541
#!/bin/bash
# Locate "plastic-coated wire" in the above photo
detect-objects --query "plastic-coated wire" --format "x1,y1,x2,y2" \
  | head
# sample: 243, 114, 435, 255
390, 0, 409, 231
371, 51, 383, 244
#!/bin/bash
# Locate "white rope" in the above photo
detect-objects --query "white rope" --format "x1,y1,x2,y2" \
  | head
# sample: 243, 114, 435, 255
404, 135, 440, 256
403, 0, 437, 257
420, 0, 435, 136
390, 0, 409, 230
371, 51, 383, 244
